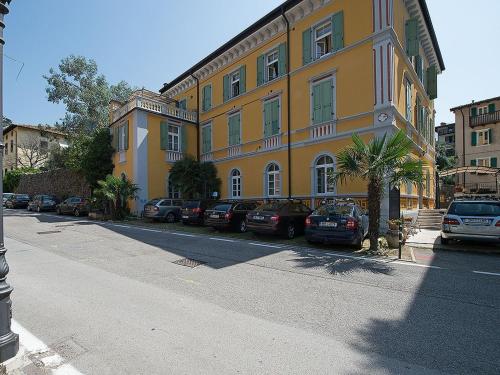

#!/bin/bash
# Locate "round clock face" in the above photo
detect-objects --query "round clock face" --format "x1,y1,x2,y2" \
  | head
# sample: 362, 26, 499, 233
378, 113, 388, 122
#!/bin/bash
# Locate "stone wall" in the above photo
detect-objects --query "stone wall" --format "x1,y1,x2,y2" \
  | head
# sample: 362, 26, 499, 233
15, 169, 91, 199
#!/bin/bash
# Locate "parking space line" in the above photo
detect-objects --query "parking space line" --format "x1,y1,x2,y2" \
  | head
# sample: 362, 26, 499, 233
473, 270, 500, 277
209, 237, 236, 243
170, 232, 197, 238
248, 242, 283, 249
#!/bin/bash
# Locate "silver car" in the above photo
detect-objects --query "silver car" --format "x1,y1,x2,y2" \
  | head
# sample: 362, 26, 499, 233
143, 198, 183, 223
441, 199, 500, 244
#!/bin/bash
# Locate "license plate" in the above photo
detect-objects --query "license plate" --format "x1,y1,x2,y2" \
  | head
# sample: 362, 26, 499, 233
319, 221, 337, 227
463, 218, 489, 225
210, 214, 219, 219
182, 215, 188, 219
253, 216, 264, 221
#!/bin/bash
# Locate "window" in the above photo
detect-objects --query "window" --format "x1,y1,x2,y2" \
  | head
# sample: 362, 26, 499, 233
444, 135, 454, 144
201, 124, 212, 154
10, 140, 13, 153
178, 99, 187, 110
231, 169, 241, 198
230, 70, 240, 98
266, 163, 280, 197
168, 175, 181, 199
478, 129, 491, 146
266, 50, 279, 82
40, 140, 49, 155
264, 98, 280, 137
114, 122, 129, 152
202, 85, 212, 112
314, 21, 332, 59
477, 106, 488, 116
405, 80, 412, 122
312, 78, 334, 125
315, 155, 335, 194
118, 126, 126, 151
168, 125, 180, 152
477, 158, 491, 167
228, 113, 241, 146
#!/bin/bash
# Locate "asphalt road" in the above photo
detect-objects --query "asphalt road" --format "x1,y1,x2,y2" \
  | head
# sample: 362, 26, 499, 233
4, 210, 500, 374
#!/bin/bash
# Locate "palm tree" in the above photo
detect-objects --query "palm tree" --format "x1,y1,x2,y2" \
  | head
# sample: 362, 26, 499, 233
335, 130, 423, 251
95, 174, 139, 219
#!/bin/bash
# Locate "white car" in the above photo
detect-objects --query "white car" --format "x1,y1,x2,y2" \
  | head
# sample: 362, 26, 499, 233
441, 199, 500, 244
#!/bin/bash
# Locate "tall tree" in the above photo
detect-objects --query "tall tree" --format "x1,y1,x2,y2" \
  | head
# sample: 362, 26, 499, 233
335, 130, 424, 251
44, 55, 134, 134
169, 157, 221, 199
16, 133, 50, 168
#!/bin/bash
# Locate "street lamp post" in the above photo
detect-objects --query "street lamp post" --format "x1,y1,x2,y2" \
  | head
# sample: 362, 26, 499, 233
0, 0, 19, 362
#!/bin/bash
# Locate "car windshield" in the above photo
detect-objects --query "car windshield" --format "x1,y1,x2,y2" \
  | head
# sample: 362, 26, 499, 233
255, 202, 285, 212
146, 199, 161, 205
183, 201, 200, 209
448, 202, 500, 217
314, 205, 353, 216
211, 203, 232, 212
17, 195, 30, 199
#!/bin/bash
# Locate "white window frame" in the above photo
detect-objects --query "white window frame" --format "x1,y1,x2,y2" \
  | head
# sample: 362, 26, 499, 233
314, 20, 332, 60
315, 155, 335, 195
310, 74, 336, 126
265, 49, 279, 82
168, 124, 180, 152
476, 157, 491, 167
477, 106, 488, 116
230, 169, 241, 198
167, 174, 181, 199
230, 70, 240, 99
266, 163, 281, 197
118, 125, 126, 152
477, 129, 490, 146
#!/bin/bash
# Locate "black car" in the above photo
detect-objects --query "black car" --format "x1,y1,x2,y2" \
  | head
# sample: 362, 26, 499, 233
181, 200, 212, 225
305, 202, 369, 249
204, 201, 258, 232
246, 200, 312, 239
56, 197, 89, 217
5, 194, 30, 209
28, 195, 59, 212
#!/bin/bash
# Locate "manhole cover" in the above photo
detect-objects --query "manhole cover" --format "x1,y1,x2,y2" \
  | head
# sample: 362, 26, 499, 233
173, 258, 206, 268
37, 230, 62, 235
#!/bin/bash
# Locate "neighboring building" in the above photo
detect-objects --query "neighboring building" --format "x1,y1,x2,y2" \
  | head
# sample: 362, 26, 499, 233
110, 0, 444, 221
2, 124, 68, 172
451, 96, 500, 194
435, 122, 455, 156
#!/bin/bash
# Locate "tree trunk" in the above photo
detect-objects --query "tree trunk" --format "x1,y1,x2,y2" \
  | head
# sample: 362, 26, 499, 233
368, 177, 382, 251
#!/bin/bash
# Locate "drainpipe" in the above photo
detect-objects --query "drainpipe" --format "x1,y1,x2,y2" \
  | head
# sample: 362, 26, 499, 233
459, 107, 466, 188
191, 73, 200, 161
282, 7, 292, 200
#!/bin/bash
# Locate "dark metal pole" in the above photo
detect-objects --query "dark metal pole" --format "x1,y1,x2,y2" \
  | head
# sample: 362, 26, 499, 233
282, 7, 291, 200
0, 0, 19, 362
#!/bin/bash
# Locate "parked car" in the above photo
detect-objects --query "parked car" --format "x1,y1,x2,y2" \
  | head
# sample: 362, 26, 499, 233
28, 195, 59, 212
181, 200, 213, 225
246, 200, 312, 239
56, 197, 89, 217
441, 198, 500, 244
143, 198, 183, 222
305, 201, 369, 249
5, 194, 30, 209
3, 193, 14, 207
204, 201, 258, 232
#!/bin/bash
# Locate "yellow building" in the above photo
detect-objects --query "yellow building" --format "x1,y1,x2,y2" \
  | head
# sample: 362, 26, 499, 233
110, 0, 444, 223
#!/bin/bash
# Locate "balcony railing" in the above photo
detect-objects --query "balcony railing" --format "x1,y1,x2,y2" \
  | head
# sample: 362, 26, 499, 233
165, 151, 183, 162
470, 110, 500, 127
310, 122, 335, 139
200, 152, 213, 162
227, 145, 241, 157
262, 134, 281, 150
112, 96, 197, 123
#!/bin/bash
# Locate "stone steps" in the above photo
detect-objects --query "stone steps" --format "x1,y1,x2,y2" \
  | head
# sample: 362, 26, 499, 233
416, 209, 445, 230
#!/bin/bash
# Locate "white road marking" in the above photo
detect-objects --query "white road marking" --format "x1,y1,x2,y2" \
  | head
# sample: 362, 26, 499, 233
209, 237, 236, 243
248, 242, 283, 249
324, 251, 444, 270
392, 261, 443, 270
473, 270, 500, 277
171, 232, 197, 238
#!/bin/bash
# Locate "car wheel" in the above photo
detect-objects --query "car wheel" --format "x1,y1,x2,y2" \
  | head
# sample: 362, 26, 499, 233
166, 213, 175, 223
74, 208, 80, 217
286, 223, 296, 239
440, 236, 449, 245
239, 219, 247, 233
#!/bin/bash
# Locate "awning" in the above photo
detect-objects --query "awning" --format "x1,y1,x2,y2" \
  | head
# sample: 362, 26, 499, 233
439, 166, 500, 177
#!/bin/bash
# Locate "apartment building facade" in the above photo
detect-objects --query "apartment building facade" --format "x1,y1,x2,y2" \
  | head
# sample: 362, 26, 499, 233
435, 122, 455, 157
2, 124, 68, 172
451, 96, 500, 194
110, 0, 444, 219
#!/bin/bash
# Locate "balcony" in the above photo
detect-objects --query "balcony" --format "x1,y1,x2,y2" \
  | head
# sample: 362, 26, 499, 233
165, 151, 183, 162
470, 110, 500, 127
262, 134, 281, 150
227, 145, 242, 157
310, 122, 335, 139
111, 95, 197, 124
200, 152, 213, 162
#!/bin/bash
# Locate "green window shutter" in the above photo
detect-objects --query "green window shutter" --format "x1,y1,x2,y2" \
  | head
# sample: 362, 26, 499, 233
228, 115, 240, 146
264, 101, 272, 138
471, 131, 477, 146
236, 114, 241, 144
405, 18, 419, 57
312, 83, 322, 124
278, 43, 287, 76
160, 122, 168, 150
181, 126, 187, 154
202, 86, 207, 111
202, 85, 212, 111
239, 65, 246, 94
113, 127, 119, 151
179, 99, 187, 110
271, 100, 280, 135
321, 80, 333, 122
488, 103, 496, 113
491, 157, 497, 168
470, 107, 477, 117
302, 28, 312, 65
415, 55, 422, 82
124, 121, 129, 150
416, 97, 421, 132
470, 159, 476, 167
202, 126, 211, 154
426, 65, 437, 100
257, 54, 265, 86
331, 11, 344, 52
223, 74, 230, 102
488, 129, 493, 144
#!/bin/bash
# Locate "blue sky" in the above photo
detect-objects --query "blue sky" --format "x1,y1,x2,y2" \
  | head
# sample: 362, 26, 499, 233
4, 0, 500, 126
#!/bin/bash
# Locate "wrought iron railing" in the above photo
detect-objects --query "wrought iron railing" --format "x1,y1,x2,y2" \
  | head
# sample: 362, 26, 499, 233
470, 110, 500, 127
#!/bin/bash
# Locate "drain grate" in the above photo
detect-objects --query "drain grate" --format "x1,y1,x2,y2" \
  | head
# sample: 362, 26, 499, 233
172, 258, 206, 268
37, 230, 62, 235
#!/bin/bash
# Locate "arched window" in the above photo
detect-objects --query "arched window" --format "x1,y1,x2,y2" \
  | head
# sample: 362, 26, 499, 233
266, 163, 280, 197
167, 174, 180, 199
315, 155, 335, 194
231, 169, 241, 198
